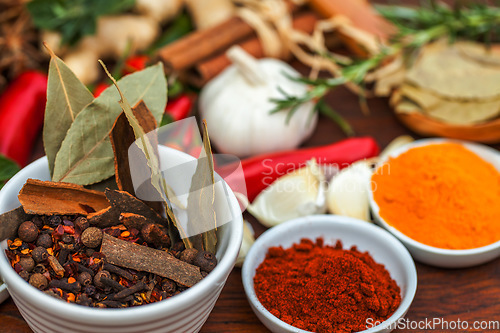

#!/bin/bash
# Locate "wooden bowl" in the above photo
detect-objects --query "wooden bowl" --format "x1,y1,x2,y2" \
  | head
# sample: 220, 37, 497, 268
395, 111, 500, 144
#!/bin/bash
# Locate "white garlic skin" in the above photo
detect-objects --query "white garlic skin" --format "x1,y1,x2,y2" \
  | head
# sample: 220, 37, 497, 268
199, 58, 317, 157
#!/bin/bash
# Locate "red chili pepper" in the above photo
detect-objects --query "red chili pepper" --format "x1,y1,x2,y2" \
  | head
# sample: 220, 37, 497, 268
93, 83, 109, 97
165, 94, 192, 122
123, 55, 150, 75
238, 137, 379, 202
0, 71, 47, 167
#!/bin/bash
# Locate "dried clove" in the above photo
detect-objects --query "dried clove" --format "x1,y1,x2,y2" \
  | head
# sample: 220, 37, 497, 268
193, 251, 218, 273
49, 279, 81, 293
77, 272, 93, 286
94, 270, 125, 291
113, 280, 148, 299
103, 262, 134, 281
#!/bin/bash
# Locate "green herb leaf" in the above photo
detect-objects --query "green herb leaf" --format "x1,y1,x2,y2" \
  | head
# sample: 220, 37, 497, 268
27, 0, 135, 46
0, 154, 20, 189
43, 47, 95, 176
52, 63, 166, 185
187, 120, 217, 253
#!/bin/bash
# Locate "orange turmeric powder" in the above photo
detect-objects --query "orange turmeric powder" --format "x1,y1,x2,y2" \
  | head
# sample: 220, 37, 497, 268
372, 143, 500, 249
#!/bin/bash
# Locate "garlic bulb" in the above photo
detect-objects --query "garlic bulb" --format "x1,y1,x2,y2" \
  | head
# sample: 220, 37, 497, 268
199, 46, 317, 157
247, 159, 327, 227
326, 161, 373, 222
235, 221, 255, 267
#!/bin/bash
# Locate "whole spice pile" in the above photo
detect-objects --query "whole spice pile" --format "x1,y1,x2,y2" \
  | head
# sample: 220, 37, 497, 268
5, 180, 217, 308
372, 142, 500, 249
254, 238, 401, 333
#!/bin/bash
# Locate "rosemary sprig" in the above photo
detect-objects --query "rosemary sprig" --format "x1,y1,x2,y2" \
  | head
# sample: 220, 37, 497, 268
272, 1, 500, 121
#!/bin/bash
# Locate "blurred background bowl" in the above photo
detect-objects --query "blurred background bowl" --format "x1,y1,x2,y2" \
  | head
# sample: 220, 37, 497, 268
369, 138, 500, 268
0, 146, 243, 333
242, 215, 417, 333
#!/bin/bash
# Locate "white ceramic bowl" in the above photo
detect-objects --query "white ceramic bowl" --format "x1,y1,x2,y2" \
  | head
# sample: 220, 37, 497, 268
242, 215, 417, 333
369, 138, 500, 268
0, 147, 243, 333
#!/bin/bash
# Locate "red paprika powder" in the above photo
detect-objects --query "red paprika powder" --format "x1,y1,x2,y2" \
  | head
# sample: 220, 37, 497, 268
253, 238, 401, 333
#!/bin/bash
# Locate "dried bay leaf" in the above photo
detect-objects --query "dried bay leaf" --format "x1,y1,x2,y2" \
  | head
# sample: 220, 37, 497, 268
187, 120, 217, 253
52, 63, 167, 185
399, 84, 500, 124
406, 40, 500, 100
43, 47, 94, 175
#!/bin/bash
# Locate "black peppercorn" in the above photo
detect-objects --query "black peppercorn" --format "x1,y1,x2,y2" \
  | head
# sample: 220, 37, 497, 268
61, 234, 75, 244
179, 248, 198, 264
161, 278, 177, 294
74, 217, 89, 232
78, 272, 93, 286
18, 221, 39, 243
29, 273, 48, 290
84, 285, 97, 297
36, 233, 53, 248
19, 257, 35, 272
31, 216, 43, 229
47, 215, 62, 228
81, 227, 103, 248
192, 251, 217, 273
31, 246, 49, 263
19, 270, 30, 281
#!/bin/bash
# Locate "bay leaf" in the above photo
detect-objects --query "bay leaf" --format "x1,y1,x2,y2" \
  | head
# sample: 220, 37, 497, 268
43, 47, 94, 175
99, 61, 191, 248
52, 62, 166, 185
187, 120, 217, 253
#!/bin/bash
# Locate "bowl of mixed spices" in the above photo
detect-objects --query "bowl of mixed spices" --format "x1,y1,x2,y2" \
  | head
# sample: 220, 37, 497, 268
370, 138, 500, 268
242, 215, 417, 333
0, 146, 243, 333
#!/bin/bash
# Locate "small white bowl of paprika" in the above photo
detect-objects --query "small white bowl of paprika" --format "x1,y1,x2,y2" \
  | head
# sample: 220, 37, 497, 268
242, 215, 417, 333
369, 138, 500, 268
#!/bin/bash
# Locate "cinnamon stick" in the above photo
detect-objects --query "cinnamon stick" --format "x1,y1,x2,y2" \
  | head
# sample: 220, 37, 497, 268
158, 16, 254, 72
18, 179, 110, 216
0, 206, 31, 241
101, 233, 203, 287
157, 2, 299, 73
189, 12, 319, 86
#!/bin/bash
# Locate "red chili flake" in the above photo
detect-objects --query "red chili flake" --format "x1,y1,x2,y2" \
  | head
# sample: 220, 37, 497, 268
120, 231, 130, 238
66, 293, 75, 302
13, 262, 23, 273
54, 225, 65, 236
63, 226, 75, 234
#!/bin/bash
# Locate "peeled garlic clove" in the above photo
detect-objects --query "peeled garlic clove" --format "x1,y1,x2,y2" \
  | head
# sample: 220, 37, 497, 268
326, 161, 372, 222
247, 159, 327, 227
235, 221, 255, 267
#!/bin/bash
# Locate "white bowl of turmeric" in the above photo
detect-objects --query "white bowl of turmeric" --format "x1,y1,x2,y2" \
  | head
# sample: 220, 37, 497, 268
369, 138, 500, 268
